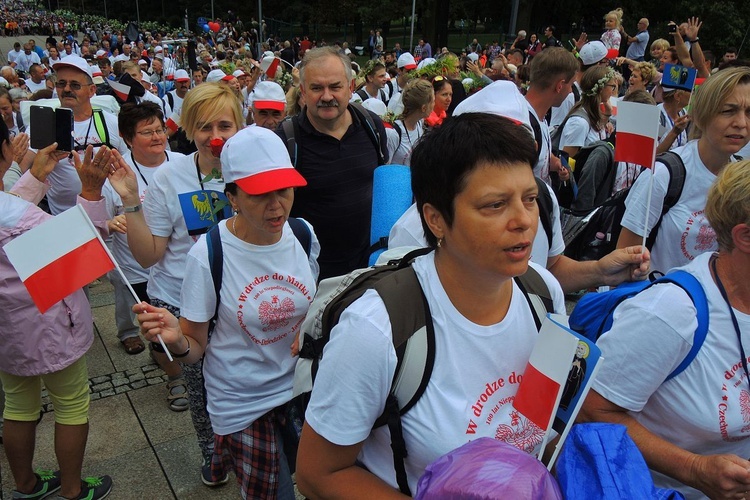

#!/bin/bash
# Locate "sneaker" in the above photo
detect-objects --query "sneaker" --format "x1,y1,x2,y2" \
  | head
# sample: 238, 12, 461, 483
201, 454, 229, 487
12, 469, 61, 499
53, 475, 112, 500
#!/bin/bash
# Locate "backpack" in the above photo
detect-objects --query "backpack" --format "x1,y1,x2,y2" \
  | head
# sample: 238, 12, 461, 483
561, 151, 685, 263
281, 101, 387, 166
205, 217, 312, 330
550, 107, 590, 154
292, 247, 556, 495
568, 270, 708, 381
356, 87, 388, 105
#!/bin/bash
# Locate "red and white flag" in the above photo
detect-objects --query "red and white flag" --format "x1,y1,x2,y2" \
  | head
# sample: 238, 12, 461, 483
614, 100, 661, 168
513, 314, 579, 456
260, 56, 280, 79
4, 205, 115, 313
107, 79, 131, 102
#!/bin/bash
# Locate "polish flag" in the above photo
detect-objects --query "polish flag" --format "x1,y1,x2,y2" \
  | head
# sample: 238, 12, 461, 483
4, 205, 115, 313
107, 79, 131, 102
614, 100, 661, 168
261, 56, 280, 79
513, 314, 579, 456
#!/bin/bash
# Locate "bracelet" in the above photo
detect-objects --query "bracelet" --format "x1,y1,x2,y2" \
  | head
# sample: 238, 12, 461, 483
169, 337, 190, 358
124, 204, 142, 213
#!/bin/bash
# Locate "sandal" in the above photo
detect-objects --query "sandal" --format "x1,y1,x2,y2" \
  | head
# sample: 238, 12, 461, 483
121, 336, 145, 355
167, 378, 189, 412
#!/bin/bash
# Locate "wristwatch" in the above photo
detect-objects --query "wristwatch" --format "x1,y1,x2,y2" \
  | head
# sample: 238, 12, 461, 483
123, 204, 142, 213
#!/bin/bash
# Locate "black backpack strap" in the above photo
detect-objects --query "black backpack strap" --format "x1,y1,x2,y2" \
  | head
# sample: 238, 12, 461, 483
281, 116, 298, 167
535, 177, 554, 246
572, 84, 581, 102
166, 91, 174, 110
528, 110, 543, 163
372, 265, 435, 497
514, 265, 555, 331
647, 151, 686, 249
288, 216, 312, 257
205, 223, 223, 343
350, 101, 387, 165
355, 88, 369, 102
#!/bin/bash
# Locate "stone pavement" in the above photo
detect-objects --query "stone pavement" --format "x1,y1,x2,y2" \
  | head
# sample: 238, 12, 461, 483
0, 278, 245, 499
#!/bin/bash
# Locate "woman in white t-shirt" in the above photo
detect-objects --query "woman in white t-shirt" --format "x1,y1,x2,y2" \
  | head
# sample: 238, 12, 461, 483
102, 102, 184, 356
106, 82, 244, 486
135, 127, 319, 499
295, 113, 567, 497
582, 160, 750, 500
388, 79, 434, 166
558, 66, 618, 157
617, 67, 750, 273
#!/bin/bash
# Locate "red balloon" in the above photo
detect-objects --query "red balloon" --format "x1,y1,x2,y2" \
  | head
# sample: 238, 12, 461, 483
210, 22, 220, 33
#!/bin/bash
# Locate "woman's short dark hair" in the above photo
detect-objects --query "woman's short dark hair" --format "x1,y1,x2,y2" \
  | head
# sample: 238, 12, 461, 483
432, 77, 451, 95
118, 102, 164, 146
410, 112, 537, 247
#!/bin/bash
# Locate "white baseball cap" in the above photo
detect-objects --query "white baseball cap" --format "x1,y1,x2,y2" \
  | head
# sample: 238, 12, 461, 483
221, 126, 307, 195
206, 69, 233, 82
232, 69, 246, 78
174, 69, 190, 81
361, 97, 387, 117
397, 52, 417, 70
52, 55, 90, 76
250, 81, 286, 111
579, 41, 608, 66
417, 57, 436, 70
453, 80, 533, 134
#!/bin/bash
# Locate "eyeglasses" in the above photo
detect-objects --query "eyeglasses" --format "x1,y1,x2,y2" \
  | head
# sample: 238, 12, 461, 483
605, 84, 618, 90
136, 127, 168, 138
55, 80, 88, 90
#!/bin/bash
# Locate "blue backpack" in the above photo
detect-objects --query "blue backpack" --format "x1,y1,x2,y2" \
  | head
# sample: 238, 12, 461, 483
568, 271, 709, 381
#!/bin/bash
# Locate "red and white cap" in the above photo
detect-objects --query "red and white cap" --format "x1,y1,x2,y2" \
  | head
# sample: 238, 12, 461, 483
232, 69, 246, 78
206, 69, 233, 82
88, 65, 104, 84
221, 126, 306, 195
52, 55, 90, 76
95, 49, 108, 59
453, 80, 533, 134
174, 69, 190, 81
397, 52, 417, 70
250, 81, 286, 111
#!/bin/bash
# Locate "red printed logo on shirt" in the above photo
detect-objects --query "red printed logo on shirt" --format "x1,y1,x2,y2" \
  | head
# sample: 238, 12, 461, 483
495, 410, 545, 453
258, 295, 296, 331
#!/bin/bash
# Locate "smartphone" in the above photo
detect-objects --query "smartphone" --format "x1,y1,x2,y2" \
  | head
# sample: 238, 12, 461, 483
29, 106, 73, 151
668, 23, 677, 34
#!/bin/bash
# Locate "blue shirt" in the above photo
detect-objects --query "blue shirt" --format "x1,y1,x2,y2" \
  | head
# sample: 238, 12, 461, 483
626, 30, 649, 60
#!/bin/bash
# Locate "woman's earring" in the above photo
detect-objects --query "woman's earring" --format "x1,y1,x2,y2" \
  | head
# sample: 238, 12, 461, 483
437, 237, 443, 248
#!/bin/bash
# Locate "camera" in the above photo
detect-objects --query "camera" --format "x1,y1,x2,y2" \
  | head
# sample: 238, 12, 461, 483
668, 23, 677, 34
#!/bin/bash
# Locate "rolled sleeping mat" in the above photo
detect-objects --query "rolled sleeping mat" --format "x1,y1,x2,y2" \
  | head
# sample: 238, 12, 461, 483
369, 164, 413, 266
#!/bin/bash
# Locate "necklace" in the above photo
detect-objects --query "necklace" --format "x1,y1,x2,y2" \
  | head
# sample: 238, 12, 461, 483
231, 214, 239, 237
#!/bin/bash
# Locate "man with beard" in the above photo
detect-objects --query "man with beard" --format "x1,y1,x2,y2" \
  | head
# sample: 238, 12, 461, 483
276, 47, 388, 278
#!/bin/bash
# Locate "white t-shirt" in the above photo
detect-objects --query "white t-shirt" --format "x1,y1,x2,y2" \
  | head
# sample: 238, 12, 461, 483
167, 90, 184, 115
621, 141, 720, 273
143, 152, 226, 306
387, 92, 404, 116
387, 119, 425, 167
25, 79, 47, 94
27, 110, 127, 215
305, 252, 565, 493
549, 82, 581, 132
559, 114, 605, 150
593, 252, 750, 499
388, 183, 565, 267
526, 101, 552, 184
181, 219, 319, 435
102, 151, 184, 283
657, 104, 688, 151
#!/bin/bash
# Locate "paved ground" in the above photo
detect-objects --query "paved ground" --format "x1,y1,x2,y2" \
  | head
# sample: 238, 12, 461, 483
0, 278, 249, 500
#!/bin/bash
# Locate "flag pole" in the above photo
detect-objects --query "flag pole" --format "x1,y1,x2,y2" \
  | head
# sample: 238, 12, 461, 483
78, 206, 174, 362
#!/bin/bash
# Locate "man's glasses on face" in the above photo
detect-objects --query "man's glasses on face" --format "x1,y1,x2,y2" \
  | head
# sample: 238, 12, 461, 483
55, 80, 89, 91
